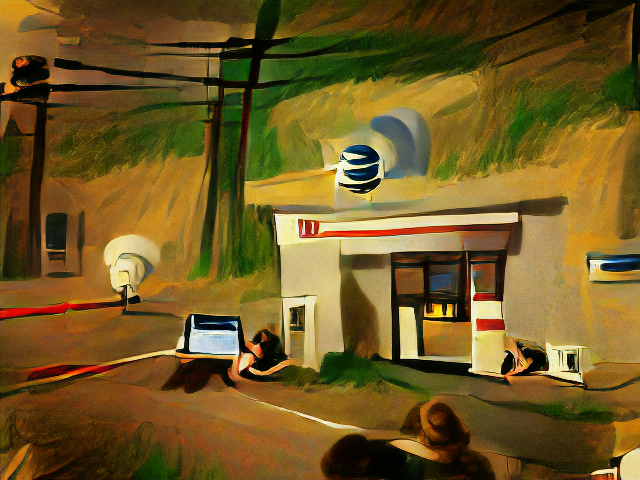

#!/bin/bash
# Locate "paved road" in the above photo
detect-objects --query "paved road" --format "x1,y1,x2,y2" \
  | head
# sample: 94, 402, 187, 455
0, 308, 183, 385
0, 310, 357, 478
2, 309, 635, 478
1, 357, 354, 479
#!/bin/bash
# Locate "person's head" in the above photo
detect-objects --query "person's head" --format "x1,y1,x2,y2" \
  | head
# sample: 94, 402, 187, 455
251, 328, 281, 354
321, 434, 372, 479
418, 402, 470, 448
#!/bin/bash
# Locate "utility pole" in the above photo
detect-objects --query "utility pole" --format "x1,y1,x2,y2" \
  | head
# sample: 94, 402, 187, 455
45, 0, 334, 279
1, 56, 51, 278
1, 58, 182, 278
230, 0, 281, 274
632, 1, 639, 109
144, 0, 338, 278
199, 49, 225, 273
54, 49, 294, 279
28, 98, 48, 277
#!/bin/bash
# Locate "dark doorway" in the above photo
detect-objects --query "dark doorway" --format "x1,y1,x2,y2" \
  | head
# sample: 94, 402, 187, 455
45, 213, 68, 263
289, 306, 305, 361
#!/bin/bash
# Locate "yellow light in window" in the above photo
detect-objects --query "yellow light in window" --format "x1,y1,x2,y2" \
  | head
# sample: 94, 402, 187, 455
425, 303, 455, 318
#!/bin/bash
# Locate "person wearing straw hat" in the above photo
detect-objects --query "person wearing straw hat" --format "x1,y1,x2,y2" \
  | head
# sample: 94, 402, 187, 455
390, 400, 494, 479
321, 400, 494, 479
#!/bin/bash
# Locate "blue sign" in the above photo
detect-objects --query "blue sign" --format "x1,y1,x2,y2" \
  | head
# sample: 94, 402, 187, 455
587, 252, 640, 282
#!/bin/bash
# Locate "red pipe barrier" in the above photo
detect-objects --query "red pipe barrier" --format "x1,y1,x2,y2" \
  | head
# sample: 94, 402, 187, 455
0, 296, 125, 320
27, 364, 117, 381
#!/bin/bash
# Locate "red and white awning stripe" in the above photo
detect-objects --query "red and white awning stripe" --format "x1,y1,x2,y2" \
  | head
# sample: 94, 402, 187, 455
276, 212, 519, 245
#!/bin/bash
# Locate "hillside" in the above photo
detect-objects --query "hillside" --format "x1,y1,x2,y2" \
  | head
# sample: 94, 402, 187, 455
1, 0, 638, 290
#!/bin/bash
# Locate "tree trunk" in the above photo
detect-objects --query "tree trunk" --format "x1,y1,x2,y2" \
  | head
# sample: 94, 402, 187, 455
27, 102, 47, 278
633, 1, 639, 109
198, 97, 224, 273
230, 47, 263, 275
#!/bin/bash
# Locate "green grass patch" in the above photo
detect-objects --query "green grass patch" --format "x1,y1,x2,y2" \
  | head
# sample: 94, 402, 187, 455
601, 65, 635, 110
51, 97, 205, 180
273, 354, 433, 392
188, 252, 212, 280
132, 442, 226, 480
318, 352, 388, 388
537, 402, 616, 424
477, 134, 500, 174
316, 352, 433, 393
217, 204, 276, 280
433, 152, 459, 180
0, 117, 25, 181
132, 443, 180, 480
53, 118, 204, 179
248, 124, 284, 180
0, 135, 23, 181
273, 365, 320, 387
491, 400, 617, 424
190, 458, 226, 480
235, 204, 276, 277
240, 287, 280, 304
471, 68, 633, 176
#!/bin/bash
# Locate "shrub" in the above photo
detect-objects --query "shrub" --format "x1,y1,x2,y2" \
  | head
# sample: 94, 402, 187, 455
319, 351, 383, 388
274, 365, 319, 387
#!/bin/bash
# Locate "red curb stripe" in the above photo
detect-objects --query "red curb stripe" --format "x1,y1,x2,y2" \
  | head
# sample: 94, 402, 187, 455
0, 303, 69, 319
0, 297, 125, 320
27, 364, 117, 381
1, 350, 176, 396
68, 299, 125, 311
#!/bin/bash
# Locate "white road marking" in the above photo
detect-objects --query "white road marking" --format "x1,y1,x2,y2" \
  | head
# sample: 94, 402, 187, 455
0, 349, 176, 395
233, 389, 363, 431
2, 351, 364, 432
0, 444, 32, 480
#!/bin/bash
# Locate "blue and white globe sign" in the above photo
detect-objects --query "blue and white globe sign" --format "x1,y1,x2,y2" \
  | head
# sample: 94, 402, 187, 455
337, 145, 382, 194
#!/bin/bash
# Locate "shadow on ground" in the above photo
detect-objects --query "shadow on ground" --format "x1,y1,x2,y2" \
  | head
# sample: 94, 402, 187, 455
161, 359, 236, 393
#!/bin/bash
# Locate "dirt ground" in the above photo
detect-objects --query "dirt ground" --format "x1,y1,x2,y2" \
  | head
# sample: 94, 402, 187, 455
1, 287, 639, 479
1, 353, 633, 480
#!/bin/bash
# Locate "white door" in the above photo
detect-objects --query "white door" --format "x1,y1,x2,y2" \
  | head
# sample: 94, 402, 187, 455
282, 296, 318, 370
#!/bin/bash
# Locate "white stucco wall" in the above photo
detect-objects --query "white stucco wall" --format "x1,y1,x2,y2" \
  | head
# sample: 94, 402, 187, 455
504, 214, 640, 363
280, 240, 343, 365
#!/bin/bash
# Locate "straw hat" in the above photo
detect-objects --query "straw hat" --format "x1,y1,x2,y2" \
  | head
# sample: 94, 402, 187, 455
391, 401, 470, 463
419, 402, 470, 447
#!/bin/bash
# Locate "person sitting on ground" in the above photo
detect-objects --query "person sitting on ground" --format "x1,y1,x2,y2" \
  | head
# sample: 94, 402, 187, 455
247, 329, 288, 372
228, 328, 290, 382
321, 400, 495, 480
391, 400, 495, 479
501, 337, 548, 380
